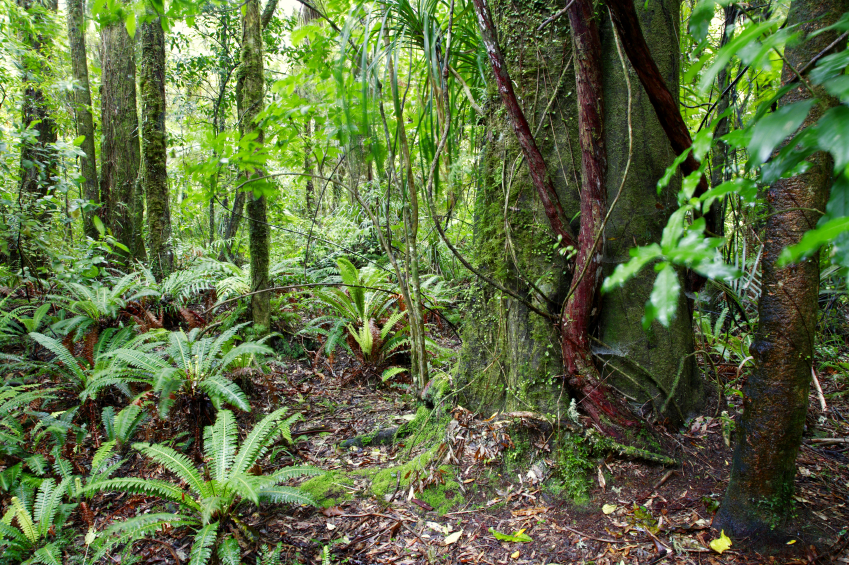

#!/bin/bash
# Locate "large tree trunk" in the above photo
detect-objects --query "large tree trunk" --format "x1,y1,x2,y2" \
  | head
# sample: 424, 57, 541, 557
140, 12, 172, 279
66, 0, 99, 240
241, 0, 271, 332
596, 0, 703, 422
100, 8, 141, 257
716, 0, 848, 538
456, 0, 577, 416
457, 0, 702, 425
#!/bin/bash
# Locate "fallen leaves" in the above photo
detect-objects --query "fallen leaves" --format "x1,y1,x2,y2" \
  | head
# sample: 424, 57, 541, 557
490, 528, 533, 543
710, 530, 732, 554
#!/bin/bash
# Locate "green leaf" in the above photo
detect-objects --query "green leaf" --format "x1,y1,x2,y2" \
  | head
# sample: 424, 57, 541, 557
643, 263, 681, 329
489, 527, 533, 543
601, 244, 662, 293
779, 216, 849, 266
815, 106, 849, 171
73, 135, 86, 146
749, 100, 814, 166
689, 0, 731, 41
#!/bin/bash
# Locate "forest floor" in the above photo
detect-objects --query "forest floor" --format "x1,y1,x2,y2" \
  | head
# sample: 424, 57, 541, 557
78, 340, 849, 565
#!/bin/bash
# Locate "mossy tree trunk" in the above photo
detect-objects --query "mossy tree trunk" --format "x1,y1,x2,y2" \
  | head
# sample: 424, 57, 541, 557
458, 0, 703, 426
597, 0, 703, 422
100, 7, 141, 258
66, 0, 99, 240
241, 0, 271, 333
140, 12, 172, 280
716, 0, 848, 538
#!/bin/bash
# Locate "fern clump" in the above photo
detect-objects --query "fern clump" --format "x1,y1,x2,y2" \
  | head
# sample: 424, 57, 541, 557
113, 323, 271, 418
85, 408, 321, 564
0, 478, 76, 565
301, 257, 410, 370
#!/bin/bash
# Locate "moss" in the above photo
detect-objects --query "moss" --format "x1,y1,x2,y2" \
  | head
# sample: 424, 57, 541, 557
395, 405, 446, 448
366, 453, 463, 516
300, 471, 355, 508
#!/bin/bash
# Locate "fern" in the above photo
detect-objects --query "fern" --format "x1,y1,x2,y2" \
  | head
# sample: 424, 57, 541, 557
90, 409, 322, 565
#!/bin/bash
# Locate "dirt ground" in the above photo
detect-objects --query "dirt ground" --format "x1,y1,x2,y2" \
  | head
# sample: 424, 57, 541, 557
74, 340, 849, 565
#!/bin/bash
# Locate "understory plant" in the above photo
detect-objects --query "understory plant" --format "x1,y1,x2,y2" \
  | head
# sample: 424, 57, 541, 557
302, 258, 409, 364
113, 323, 271, 417
28, 327, 159, 402
0, 478, 75, 565
85, 408, 321, 564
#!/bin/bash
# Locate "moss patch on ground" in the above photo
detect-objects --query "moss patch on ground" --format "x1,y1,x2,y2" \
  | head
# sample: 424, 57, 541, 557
300, 471, 355, 508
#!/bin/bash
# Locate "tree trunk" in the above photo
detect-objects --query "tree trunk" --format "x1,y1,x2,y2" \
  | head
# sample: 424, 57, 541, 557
66, 0, 99, 240
304, 118, 315, 215
457, 0, 703, 425
100, 7, 141, 257
18, 0, 58, 204
140, 12, 172, 280
716, 0, 848, 539
596, 0, 703, 423
241, 0, 271, 333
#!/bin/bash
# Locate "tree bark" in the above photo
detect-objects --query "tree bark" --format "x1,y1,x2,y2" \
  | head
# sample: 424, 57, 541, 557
66, 0, 99, 240
241, 0, 271, 332
140, 13, 172, 279
716, 0, 848, 539
457, 0, 702, 426
606, 0, 716, 238
18, 0, 58, 207
100, 7, 141, 257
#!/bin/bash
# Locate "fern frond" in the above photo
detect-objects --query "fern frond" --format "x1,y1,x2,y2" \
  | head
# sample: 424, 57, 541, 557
189, 522, 219, 565
10, 497, 36, 544
256, 486, 318, 506
270, 466, 324, 481
203, 410, 238, 482
199, 376, 250, 412
132, 443, 209, 498
231, 407, 289, 475
217, 538, 241, 565
87, 477, 199, 509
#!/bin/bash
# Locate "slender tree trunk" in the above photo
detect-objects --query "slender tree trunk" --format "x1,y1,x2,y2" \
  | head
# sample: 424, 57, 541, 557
304, 118, 315, 215
16, 0, 58, 272
241, 0, 270, 333
140, 12, 172, 279
66, 0, 99, 239
100, 7, 141, 257
716, 0, 848, 539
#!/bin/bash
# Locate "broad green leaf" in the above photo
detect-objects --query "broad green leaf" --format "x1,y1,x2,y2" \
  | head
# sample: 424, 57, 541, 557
644, 263, 680, 329
779, 216, 849, 266
749, 100, 814, 166
601, 244, 662, 293
815, 106, 849, 171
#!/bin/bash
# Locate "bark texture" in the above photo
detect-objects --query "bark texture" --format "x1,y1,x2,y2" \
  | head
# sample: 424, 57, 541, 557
456, 0, 702, 425
716, 0, 848, 538
100, 10, 141, 256
241, 0, 271, 332
18, 0, 58, 207
66, 0, 99, 239
456, 0, 578, 416
140, 14, 172, 279
597, 0, 703, 423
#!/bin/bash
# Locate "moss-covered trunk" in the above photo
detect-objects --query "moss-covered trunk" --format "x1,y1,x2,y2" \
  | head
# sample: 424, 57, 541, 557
241, 0, 271, 333
140, 13, 172, 280
596, 0, 703, 423
66, 0, 99, 240
100, 7, 141, 257
457, 0, 703, 425
716, 0, 848, 538
457, 0, 577, 417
